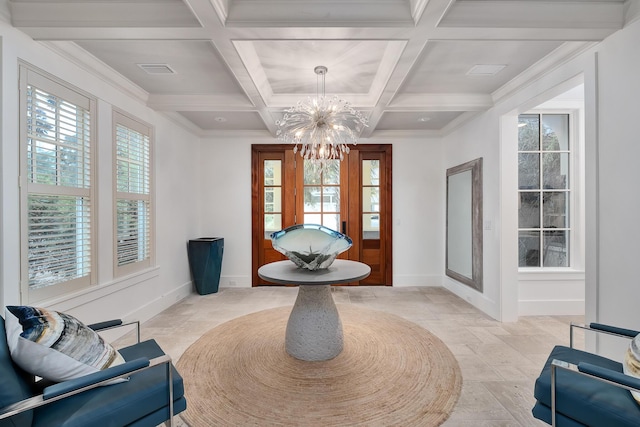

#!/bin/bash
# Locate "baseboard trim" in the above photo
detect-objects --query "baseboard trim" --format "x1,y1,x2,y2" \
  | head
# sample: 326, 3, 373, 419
518, 299, 585, 316
95, 281, 193, 343
125, 281, 193, 324
392, 275, 442, 287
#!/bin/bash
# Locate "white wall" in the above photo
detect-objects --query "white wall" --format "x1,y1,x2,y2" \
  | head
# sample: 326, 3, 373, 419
441, 59, 594, 321
390, 136, 444, 286
0, 20, 200, 324
198, 134, 445, 288
441, 112, 504, 319
440, 17, 640, 329
589, 18, 640, 359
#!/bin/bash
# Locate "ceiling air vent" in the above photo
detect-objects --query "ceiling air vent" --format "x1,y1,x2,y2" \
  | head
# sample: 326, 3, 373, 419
466, 64, 506, 76
137, 63, 176, 75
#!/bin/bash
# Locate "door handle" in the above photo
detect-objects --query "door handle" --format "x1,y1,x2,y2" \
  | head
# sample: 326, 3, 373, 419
342, 221, 347, 235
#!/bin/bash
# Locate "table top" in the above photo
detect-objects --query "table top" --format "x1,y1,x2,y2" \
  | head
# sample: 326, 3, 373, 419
258, 259, 371, 285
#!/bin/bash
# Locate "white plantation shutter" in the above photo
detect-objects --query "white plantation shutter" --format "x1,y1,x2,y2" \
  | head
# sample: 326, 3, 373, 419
114, 112, 153, 274
21, 67, 95, 300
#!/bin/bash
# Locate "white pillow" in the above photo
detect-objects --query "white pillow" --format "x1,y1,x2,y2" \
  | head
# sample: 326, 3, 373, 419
5, 305, 125, 383
624, 333, 640, 403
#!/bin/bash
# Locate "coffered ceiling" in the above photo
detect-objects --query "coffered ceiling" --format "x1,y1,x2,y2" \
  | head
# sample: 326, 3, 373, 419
5, 0, 637, 136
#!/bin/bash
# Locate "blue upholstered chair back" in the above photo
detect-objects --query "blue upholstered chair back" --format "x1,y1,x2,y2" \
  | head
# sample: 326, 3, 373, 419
0, 316, 35, 427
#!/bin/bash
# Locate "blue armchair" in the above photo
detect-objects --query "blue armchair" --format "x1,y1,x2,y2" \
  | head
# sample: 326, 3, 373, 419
0, 315, 186, 427
533, 322, 640, 426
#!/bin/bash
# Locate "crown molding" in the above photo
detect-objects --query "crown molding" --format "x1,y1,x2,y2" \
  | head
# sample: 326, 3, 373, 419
492, 41, 597, 104
40, 41, 149, 104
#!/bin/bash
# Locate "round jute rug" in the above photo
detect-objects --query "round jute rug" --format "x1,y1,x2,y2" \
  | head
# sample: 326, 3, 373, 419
176, 304, 462, 426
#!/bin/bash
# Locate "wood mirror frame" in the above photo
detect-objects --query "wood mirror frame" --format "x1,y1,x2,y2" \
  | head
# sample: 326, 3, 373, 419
446, 158, 483, 292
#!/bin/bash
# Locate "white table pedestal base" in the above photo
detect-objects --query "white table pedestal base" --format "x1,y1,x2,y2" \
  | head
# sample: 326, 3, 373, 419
285, 285, 343, 361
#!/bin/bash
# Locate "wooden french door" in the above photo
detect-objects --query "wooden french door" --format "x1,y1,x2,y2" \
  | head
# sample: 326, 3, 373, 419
251, 144, 392, 286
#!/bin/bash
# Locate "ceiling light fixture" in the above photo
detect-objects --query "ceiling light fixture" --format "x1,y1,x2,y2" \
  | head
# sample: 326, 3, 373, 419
275, 65, 368, 165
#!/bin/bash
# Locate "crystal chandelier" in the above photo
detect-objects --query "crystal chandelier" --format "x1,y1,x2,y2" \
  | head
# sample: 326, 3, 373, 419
275, 66, 368, 164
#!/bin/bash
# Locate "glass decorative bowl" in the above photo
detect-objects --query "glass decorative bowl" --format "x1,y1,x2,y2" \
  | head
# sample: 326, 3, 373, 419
270, 224, 352, 270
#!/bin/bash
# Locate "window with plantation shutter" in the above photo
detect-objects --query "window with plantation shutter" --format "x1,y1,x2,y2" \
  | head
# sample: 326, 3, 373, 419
20, 66, 96, 302
114, 111, 153, 276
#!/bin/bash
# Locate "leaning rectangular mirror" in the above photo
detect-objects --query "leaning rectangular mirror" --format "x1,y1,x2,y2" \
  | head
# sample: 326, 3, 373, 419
446, 158, 483, 292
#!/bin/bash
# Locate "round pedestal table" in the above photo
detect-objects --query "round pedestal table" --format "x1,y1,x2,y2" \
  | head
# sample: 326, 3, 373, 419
257, 259, 371, 361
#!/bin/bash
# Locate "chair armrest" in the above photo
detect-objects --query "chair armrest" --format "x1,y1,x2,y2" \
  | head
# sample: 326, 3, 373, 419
43, 357, 150, 400
87, 319, 123, 330
0, 354, 172, 420
578, 362, 640, 393
589, 323, 640, 338
569, 322, 639, 348
87, 319, 141, 343
551, 359, 640, 396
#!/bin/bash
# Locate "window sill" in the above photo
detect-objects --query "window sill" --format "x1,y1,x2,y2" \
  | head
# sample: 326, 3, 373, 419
518, 268, 585, 281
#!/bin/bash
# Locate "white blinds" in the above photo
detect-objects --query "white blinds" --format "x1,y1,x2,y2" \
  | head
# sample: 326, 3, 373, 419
26, 85, 92, 290
115, 121, 151, 268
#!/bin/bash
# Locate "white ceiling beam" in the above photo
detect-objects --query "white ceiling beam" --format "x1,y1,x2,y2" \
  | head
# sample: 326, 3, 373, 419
15, 27, 211, 41
186, 0, 280, 134
389, 93, 493, 110
147, 94, 256, 111
19, 25, 618, 43
361, 0, 454, 137
224, 0, 413, 27
431, 26, 620, 42
9, 1, 201, 28
440, 1, 624, 30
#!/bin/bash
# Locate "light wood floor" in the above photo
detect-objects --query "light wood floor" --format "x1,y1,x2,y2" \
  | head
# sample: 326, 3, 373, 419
122, 286, 585, 427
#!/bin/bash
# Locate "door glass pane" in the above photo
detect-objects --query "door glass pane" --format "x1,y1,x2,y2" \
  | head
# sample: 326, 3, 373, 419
519, 230, 540, 267
519, 192, 540, 228
518, 114, 540, 151
322, 160, 340, 185
518, 153, 539, 189
264, 214, 281, 238
362, 159, 380, 240
264, 160, 281, 185
543, 230, 568, 267
542, 115, 569, 151
362, 187, 379, 212
264, 159, 282, 238
322, 187, 340, 212
304, 186, 321, 212
362, 160, 380, 185
543, 191, 569, 228
363, 214, 380, 240
543, 153, 569, 189
264, 187, 281, 212
304, 213, 321, 224
303, 161, 322, 185
303, 159, 341, 229
323, 214, 340, 232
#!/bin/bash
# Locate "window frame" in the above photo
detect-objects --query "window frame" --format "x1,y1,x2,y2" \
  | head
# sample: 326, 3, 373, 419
112, 109, 155, 277
19, 64, 97, 303
518, 110, 578, 269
